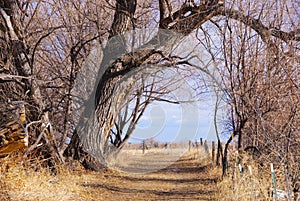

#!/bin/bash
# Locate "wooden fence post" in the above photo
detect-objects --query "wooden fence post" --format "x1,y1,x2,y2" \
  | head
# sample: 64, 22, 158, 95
248, 166, 256, 201
212, 141, 215, 162
142, 140, 146, 154
270, 163, 277, 201
204, 140, 209, 154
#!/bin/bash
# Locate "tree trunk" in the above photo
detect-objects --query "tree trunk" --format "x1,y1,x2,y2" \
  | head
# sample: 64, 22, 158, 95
64, 0, 138, 169
216, 139, 222, 166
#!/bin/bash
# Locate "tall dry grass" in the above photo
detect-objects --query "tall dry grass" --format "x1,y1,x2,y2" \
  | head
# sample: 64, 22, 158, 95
216, 152, 297, 201
0, 153, 91, 201
2, 146, 293, 201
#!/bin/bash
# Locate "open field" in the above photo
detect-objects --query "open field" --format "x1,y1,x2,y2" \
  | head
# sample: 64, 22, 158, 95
0, 148, 222, 201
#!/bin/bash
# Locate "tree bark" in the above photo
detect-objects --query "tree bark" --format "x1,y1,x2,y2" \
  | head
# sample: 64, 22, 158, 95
64, 0, 138, 169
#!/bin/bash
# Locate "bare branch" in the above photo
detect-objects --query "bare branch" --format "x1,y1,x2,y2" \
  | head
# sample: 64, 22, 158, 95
220, 7, 300, 42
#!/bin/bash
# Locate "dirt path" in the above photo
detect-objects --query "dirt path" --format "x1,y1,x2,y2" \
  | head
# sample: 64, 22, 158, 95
78, 150, 221, 201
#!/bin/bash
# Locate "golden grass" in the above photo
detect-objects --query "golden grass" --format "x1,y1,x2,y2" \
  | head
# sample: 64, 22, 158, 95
0, 151, 113, 201
0, 155, 86, 201
0, 149, 292, 201
215, 152, 295, 201
1, 148, 267, 201
216, 166, 271, 201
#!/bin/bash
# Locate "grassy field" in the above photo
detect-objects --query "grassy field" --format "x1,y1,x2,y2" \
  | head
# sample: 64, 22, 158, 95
0, 147, 223, 201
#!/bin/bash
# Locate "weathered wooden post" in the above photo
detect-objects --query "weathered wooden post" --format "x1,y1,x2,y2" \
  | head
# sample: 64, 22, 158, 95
248, 166, 256, 201
212, 141, 215, 162
195, 140, 199, 150
204, 140, 209, 154
270, 163, 277, 201
142, 140, 146, 154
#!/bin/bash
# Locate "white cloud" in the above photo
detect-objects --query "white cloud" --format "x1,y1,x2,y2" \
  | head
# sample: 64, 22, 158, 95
130, 94, 218, 142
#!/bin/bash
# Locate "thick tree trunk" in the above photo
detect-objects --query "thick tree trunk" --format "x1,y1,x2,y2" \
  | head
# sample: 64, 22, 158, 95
64, 0, 138, 169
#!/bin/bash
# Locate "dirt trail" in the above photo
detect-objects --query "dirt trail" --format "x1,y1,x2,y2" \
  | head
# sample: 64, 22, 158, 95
79, 150, 220, 201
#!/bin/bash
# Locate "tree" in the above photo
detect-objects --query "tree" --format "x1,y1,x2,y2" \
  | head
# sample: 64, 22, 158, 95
0, 0, 64, 163
0, 0, 108, 166
0, 2, 299, 191
196, 2, 299, 195
66, 0, 299, 170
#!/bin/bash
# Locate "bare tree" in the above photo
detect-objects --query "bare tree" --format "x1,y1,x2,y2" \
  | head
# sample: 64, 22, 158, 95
0, 2, 299, 190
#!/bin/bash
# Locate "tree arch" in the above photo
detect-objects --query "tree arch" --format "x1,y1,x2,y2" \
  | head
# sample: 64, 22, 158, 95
64, 0, 299, 173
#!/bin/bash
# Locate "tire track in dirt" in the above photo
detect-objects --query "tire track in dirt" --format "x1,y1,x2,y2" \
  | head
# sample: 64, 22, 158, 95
81, 151, 220, 200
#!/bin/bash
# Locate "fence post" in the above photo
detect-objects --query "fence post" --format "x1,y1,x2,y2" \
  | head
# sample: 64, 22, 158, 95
248, 166, 255, 201
238, 164, 243, 174
212, 141, 215, 162
142, 140, 146, 154
195, 140, 199, 151
270, 163, 277, 201
204, 140, 209, 154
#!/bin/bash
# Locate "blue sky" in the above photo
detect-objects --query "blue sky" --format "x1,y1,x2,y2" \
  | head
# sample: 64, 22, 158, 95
73, 27, 228, 144
129, 95, 219, 143
127, 31, 224, 143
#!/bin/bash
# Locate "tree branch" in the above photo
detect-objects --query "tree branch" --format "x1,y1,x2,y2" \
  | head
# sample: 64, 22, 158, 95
219, 7, 300, 42
0, 7, 18, 40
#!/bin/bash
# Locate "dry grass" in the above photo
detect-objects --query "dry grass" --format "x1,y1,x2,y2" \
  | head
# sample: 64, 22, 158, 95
1, 147, 295, 201
216, 164, 271, 201
0, 154, 88, 201
216, 152, 296, 201
0, 148, 222, 201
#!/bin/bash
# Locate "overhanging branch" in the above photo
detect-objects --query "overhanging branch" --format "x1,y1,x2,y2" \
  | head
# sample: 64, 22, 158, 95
219, 7, 300, 42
